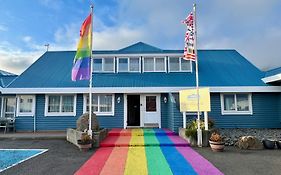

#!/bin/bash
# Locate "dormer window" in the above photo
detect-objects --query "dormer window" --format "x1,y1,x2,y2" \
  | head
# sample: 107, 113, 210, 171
143, 57, 166, 72
117, 57, 141, 72
93, 58, 114, 73
168, 57, 192, 72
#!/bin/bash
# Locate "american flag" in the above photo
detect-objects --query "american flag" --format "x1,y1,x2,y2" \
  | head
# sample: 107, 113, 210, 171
182, 12, 196, 61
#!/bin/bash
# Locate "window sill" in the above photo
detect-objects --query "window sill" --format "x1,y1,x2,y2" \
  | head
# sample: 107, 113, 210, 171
45, 112, 76, 117
222, 111, 253, 115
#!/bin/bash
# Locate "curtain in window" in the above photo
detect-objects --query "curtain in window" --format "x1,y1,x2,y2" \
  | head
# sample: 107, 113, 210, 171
99, 95, 112, 112
155, 58, 165, 71
19, 96, 33, 113
62, 96, 74, 112
48, 96, 60, 112
119, 58, 128, 72
129, 58, 139, 72
144, 58, 154, 72
104, 58, 114, 72
181, 58, 190, 71
224, 95, 235, 111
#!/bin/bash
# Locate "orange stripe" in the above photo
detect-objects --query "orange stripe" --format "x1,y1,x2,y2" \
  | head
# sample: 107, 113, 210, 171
100, 147, 129, 175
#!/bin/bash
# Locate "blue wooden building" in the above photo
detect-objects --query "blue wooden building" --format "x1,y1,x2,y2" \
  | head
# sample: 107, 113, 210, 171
0, 42, 280, 132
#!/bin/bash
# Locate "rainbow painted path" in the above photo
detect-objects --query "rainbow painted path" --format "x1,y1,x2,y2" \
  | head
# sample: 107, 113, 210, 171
75, 129, 223, 175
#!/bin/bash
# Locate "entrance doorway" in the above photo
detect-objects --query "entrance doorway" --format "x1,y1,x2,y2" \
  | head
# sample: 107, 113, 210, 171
127, 95, 140, 126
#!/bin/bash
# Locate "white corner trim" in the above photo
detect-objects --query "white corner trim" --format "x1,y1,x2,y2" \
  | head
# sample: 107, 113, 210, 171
44, 94, 77, 117
16, 95, 36, 117
262, 73, 281, 83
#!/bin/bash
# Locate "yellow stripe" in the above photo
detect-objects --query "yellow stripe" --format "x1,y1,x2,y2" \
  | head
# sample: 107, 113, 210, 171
124, 129, 147, 174
124, 147, 148, 175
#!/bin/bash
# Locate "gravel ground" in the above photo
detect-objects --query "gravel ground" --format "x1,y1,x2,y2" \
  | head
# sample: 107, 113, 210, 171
0, 139, 94, 175
194, 146, 281, 175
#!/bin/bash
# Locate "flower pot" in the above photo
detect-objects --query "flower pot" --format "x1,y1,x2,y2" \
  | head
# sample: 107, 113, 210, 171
276, 140, 281, 149
262, 139, 275, 149
78, 143, 92, 152
209, 140, 225, 152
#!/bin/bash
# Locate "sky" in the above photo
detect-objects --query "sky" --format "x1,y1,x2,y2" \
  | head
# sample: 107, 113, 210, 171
0, 0, 280, 74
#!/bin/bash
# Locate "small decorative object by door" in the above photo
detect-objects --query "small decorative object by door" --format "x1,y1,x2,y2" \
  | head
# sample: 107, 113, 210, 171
209, 132, 225, 152
77, 133, 93, 151
262, 139, 275, 149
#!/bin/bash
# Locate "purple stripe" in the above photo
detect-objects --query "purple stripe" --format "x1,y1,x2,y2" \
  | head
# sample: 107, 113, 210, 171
177, 147, 224, 175
72, 58, 90, 81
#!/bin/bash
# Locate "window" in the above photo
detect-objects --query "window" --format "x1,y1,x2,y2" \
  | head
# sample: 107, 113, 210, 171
221, 93, 252, 115
45, 95, 76, 116
117, 57, 140, 72
168, 57, 191, 72
17, 95, 35, 116
143, 57, 166, 72
93, 58, 114, 72
2, 97, 16, 118
146, 96, 157, 112
84, 94, 114, 115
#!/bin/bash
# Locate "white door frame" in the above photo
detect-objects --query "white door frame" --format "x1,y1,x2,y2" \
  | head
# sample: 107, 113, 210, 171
140, 94, 161, 128
124, 94, 141, 128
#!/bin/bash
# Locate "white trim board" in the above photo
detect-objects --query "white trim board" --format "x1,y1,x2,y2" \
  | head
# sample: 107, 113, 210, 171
262, 73, 281, 83
1, 86, 281, 94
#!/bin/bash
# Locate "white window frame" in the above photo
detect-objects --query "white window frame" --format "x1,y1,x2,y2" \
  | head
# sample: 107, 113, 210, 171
83, 94, 115, 116
220, 93, 253, 115
16, 95, 36, 116
1, 96, 16, 118
168, 57, 192, 72
44, 94, 77, 116
142, 57, 167, 72
117, 57, 141, 73
93, 57, 115, 73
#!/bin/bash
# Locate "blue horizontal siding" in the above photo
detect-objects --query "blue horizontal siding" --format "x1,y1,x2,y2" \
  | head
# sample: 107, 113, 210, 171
171, 93, 281, 131
209, 93, 281, 128
98, 94, 124, 128
161, 94, 169, 128
15, 94, 124, 131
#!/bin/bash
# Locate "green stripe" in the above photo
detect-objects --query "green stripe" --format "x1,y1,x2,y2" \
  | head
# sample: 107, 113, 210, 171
74, 49, 91, 60
144, 131, 173, 175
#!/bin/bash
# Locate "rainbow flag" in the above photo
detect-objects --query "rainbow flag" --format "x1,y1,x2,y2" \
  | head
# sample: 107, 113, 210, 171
72, 14, 92, 81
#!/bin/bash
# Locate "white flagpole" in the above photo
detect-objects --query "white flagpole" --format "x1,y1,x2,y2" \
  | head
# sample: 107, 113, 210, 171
88, 4, 94, 137
193, 3, 202, 147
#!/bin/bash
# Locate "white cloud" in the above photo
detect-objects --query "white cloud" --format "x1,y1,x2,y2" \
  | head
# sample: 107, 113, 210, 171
0, 41, 43, 74
22, 36, 32, 43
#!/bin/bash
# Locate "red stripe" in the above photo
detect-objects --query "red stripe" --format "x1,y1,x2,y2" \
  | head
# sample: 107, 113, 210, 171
80, 14, 92, 37
75, 147, 114, 175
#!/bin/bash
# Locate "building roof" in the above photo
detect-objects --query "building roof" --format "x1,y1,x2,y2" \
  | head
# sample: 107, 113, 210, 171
262, 67, 281, 84
0, 70, 17, 87
7, 42, 267, 89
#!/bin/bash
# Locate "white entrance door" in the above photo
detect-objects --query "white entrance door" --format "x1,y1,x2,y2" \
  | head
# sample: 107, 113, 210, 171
140, 94, 161, 128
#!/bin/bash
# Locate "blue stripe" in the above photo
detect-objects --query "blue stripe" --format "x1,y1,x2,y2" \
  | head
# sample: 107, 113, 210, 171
155, 131, 197, 175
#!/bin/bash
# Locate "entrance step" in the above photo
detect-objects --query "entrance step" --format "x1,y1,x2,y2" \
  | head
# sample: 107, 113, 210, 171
108, 128, 176, 136
100, 135, 188, 147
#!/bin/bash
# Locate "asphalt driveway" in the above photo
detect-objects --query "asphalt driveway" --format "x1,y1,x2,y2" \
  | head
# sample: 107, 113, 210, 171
0, 139, 94, 175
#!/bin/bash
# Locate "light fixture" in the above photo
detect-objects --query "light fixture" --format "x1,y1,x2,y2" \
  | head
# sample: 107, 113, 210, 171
117, 97, 121, 103
163, 97, 167, 103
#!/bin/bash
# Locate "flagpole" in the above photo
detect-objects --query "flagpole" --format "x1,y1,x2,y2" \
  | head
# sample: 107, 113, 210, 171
193, 3, 202, 147
88, 4, 94, 137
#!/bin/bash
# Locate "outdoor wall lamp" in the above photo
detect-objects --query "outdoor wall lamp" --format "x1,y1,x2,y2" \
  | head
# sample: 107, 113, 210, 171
163, 97, 167, 103
117, 97, 121, 103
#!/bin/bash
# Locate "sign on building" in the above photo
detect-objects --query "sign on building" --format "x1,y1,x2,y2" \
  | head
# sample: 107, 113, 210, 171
179, 88, 211, 112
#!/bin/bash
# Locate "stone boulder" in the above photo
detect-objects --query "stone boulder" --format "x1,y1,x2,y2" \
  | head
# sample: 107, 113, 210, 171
235, 136, 263, 150
76, 113, 99, 132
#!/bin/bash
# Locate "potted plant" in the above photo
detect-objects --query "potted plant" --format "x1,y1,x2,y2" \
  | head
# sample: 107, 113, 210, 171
209, 132, 225, 152
262, 139, 275, 149
77, 133, 93, 151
